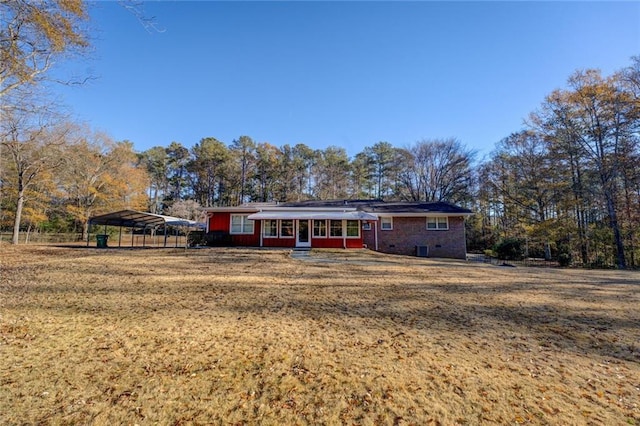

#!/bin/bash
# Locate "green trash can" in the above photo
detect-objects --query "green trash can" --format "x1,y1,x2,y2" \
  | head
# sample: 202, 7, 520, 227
96, 234, 109, 248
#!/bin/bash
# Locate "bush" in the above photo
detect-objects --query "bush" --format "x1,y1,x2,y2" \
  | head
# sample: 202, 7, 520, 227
483, 249, 496, 258
188, 231, 206, 247
558, 252, 572, 267
494, 238, 525, 261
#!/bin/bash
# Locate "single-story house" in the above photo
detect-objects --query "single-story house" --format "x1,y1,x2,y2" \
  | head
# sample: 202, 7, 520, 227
203, 200, 472, 259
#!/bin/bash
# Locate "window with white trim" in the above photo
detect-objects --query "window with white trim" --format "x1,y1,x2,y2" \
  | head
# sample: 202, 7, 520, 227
427, 216, 448, 230
380, 217, 393, 230
362, 222, 371, 231
280, 219, 294, 237
231, 214, 254, 234
263, 219, 278, 237
313, 220, 327, 237
329, 220, 343, 237
346, 220, 360, 237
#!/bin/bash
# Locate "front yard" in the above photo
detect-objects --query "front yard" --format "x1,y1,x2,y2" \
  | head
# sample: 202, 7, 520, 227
1, 246, 638, 424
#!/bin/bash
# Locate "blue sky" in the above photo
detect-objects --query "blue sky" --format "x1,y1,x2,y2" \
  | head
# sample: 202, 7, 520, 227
55, 1, 639, 160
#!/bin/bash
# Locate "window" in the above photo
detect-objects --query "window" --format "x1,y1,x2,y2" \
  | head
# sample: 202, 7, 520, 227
280, 219, 294, 237
427, 217, 448, 230
362, 222, 371, 231
329, 220, 343, 237
380, 217, 393, 230
346, 220, 360, 237
263, 219, 278, 237
231, 215, 254, 234
313, 220, 327, 237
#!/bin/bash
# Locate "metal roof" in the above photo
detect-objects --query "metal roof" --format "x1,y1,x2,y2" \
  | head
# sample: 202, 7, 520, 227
247, 211, 378, 221
363, 201, 473, 215
279, 200, 473, 215
89, 210, 204, 229
204, 200, 473, 217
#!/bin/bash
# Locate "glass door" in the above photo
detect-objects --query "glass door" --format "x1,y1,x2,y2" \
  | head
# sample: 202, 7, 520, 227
296, 220, 311, 248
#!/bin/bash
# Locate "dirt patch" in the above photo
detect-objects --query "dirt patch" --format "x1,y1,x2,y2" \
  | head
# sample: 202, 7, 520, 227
1, 245, 639, 424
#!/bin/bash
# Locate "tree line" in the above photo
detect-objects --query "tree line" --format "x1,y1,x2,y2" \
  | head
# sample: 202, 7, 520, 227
137, 137, 475, 212
1, 2, 638, 268
474, 60, 640, 269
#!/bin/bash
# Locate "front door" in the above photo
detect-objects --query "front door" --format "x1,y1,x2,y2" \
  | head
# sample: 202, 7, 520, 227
296, 220, 311, 248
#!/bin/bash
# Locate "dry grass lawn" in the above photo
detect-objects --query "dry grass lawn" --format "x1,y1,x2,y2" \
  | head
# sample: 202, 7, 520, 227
1, 245, 639, 425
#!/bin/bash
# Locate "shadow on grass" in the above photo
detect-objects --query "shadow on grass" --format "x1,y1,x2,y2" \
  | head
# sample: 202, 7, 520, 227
3, 247, 639, 365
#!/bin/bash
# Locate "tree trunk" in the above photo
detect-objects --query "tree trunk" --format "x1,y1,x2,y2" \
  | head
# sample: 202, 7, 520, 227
82, 220, 90, 242
544, 242, 552, 261
12, 191, 25, 245
605, 193, 626, 269
25, 223, 32, 244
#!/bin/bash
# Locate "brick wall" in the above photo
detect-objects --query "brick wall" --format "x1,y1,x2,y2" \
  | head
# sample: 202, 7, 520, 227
363, 216, 467, 259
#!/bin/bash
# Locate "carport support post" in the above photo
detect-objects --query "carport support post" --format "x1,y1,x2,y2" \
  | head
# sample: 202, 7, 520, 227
163, 225, 168, 248
87, 223, 90, 247
143, 225, 147, 247
118, 225, 122, 247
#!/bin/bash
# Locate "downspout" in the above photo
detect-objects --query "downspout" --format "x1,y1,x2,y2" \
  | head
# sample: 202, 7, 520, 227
260, 220, 264, 247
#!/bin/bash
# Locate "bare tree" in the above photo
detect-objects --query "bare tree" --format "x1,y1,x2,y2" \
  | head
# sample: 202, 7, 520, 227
534, 70, 639, 268
60, 130, 149, 240
0, 0, 88, 100
165, 199, 203, 249
397, 138, 475, 204
0, 97, 68, 244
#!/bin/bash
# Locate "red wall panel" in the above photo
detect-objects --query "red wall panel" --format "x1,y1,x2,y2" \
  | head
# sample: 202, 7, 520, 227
311, 237, 363, 249
263, 238, 296, 248
209, 213, 230, 232
231, 234, 260, 246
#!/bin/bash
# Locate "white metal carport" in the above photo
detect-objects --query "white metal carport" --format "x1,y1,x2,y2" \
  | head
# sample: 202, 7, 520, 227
88, 210, 204, 247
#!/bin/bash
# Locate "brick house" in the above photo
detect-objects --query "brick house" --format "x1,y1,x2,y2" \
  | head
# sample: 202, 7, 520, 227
202, 200, 472, 259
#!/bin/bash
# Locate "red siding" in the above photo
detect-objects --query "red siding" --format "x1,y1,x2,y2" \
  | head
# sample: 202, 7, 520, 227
312, 238, 343, 249
345, 238, 364, 248
209, 213, 231, 232
207, 215, 364, 249
208, 212, 260, 246
231, 233, 260, 246
312, 237, 363, 248
263, 238, 296, 248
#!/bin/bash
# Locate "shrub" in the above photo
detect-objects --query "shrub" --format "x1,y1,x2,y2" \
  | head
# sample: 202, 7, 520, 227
558, 252, 572, 267
494, 238, 525, 261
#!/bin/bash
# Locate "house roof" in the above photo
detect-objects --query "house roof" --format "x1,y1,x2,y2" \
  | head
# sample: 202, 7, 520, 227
203, 199, 472, 217
278, 200, 472, 215
247, 211, 378, 221
279, 199, 383, 208
362, 201, 473, 215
